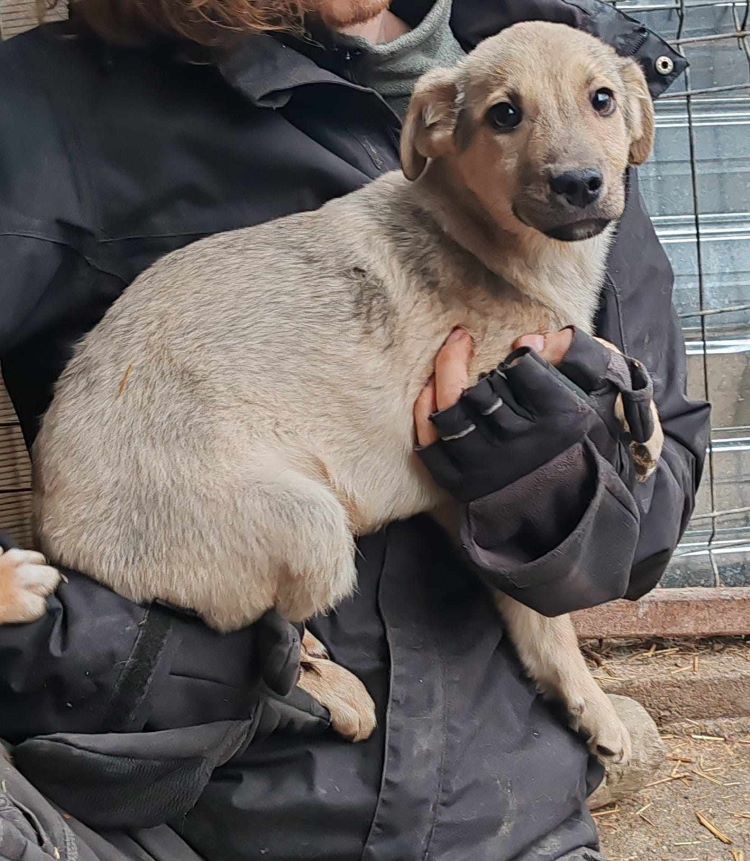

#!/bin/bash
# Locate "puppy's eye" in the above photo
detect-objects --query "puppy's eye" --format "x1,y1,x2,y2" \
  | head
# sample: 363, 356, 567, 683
487, 102, 522, 131
591, 88, 615, 116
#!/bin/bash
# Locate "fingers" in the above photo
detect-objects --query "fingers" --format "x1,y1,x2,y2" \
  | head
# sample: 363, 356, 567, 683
414, 376, 438, 447
257, 610, 303, 697
512, 328, 574, 367
434, 328, 473, 410
541, 328, 574, 366
512, 333, 545, 354
414, 328, 473, 448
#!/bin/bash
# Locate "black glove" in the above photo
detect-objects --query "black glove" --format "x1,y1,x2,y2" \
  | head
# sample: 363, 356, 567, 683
418, 328, 655, 501
253, 610, 331, 736
558, 327, 655, 456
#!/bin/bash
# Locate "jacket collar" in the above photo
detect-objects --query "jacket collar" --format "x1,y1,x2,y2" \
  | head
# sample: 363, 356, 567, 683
216, 34, 357, 108
216, 0, 687, 107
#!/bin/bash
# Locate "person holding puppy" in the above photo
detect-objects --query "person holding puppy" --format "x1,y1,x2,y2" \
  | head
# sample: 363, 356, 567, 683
0, 1, 709, 859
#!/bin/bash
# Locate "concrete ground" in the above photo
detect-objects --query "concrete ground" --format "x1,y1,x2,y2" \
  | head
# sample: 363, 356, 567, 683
583, 639, 750, 861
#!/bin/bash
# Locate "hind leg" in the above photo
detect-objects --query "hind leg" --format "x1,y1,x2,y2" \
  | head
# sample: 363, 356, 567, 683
148, 463, 376, 740
196, 467, 359, 631
297, 629, 377, 742
245, 473, 375, 741
256, 469, 358, 624
496, 593, 631, 765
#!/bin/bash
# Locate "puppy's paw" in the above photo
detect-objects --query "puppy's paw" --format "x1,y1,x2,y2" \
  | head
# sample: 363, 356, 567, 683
587, 715, 632, 766
0, 548, 61, 624
568, 690, 632, 766
630, 409, 663, 482
297, 630, 376, 743
631, 442, 658, 481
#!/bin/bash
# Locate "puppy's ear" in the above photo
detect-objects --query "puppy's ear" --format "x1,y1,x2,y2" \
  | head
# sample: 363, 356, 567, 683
618, 58, 655, 166
401, 68, 460, 181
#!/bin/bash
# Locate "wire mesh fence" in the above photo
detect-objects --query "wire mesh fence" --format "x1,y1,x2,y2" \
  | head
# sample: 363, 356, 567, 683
1, 0, 749, 586
616, 0, 750, 586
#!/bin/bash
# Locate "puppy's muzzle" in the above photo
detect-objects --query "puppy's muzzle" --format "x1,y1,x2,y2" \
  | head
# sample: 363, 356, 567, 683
513, 165, 620, 243
549, 169, 603, 209
544, 167, 610, 241
543, 217, 612, 242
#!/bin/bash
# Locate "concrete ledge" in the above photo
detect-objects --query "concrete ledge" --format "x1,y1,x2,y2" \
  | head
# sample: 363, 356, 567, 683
596, 663, 750, 726
573, 587, 750, 639
662, 715, 750, 737
579, 640, 750, 727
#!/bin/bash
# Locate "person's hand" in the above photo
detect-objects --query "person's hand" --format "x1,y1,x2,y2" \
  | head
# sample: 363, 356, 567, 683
413, 326, 656, 503
512, 329, 574, 367
414, 328, 574, 447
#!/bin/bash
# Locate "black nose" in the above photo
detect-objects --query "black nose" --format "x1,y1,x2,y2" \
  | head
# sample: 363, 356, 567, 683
549, 169, 603, 209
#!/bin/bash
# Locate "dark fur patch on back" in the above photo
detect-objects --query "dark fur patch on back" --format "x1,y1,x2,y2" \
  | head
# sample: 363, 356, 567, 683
378, 198, 503, 304
347, 266, 396, 346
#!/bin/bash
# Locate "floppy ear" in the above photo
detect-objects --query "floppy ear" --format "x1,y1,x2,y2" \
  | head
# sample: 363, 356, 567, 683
618, 58, 655, 166
401, 68, 460, 181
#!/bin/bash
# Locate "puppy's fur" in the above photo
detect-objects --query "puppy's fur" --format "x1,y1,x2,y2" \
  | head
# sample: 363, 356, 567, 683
27, 24, 661, 752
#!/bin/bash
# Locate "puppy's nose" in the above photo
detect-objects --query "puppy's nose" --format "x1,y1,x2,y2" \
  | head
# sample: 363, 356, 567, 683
549, 170, 603, 209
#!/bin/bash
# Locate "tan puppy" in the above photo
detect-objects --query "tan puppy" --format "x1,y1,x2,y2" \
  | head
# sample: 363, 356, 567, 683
18, 23, 662, 753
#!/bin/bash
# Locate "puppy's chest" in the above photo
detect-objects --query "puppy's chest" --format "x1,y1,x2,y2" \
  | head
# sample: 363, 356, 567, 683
386, 249, 603, 394
460, 290, 595, 381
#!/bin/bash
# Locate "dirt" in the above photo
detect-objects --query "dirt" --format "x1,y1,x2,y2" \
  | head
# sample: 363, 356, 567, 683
585, 639, 750, 861
597, 733, 750, 861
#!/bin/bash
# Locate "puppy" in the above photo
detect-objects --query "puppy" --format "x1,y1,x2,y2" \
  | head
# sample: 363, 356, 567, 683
21, 23, 662, 753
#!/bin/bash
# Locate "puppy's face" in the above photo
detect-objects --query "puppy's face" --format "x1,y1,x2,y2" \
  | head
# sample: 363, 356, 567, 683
402, 23, 655, 242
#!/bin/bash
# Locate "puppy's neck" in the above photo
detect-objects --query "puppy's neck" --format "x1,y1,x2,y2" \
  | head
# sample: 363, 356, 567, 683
407, 163, 612, 325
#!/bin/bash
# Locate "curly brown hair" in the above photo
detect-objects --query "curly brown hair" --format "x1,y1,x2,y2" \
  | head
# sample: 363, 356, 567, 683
42, 0, 316, 46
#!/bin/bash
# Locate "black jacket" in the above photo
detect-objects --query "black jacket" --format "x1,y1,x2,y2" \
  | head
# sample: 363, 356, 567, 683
0, 2, 709, 859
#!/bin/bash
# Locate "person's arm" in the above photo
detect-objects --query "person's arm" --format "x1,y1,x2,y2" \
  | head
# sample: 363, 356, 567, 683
415, 175, 709, 616
0, 37, 327, 772
592, 171, 710, 598
0, 531, 328, 829
0, 45, 151, 740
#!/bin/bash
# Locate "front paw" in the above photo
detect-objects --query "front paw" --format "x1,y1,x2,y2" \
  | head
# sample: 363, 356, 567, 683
618, 393, 663, 481
0, 548, 61, 624
297, 631, 376, 743
631, 425, 663, 481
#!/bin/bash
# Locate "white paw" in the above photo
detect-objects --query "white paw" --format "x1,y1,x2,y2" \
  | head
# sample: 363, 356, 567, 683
0, 548, 61, 624
297, 631, 376, 743
567, 692, 632, 766
631, 440, 659, 481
